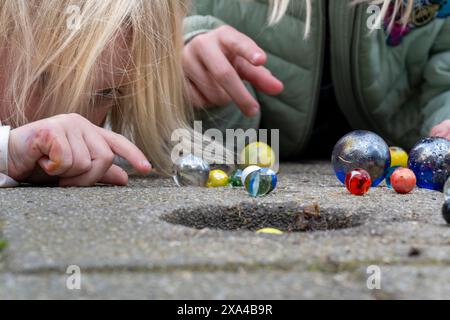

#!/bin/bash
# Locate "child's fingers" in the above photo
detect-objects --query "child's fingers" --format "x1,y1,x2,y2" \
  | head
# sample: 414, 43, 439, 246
431, 128, 445, 137
187, 80, 210, 108
435, 129, 450, 139
59, 164, 128, 187
437, 133, 450, 141
218, 26, 266, 66
59, 138, 113, 187
37, 130, 73, 176
431, 121, 450, 137
59, 132, 116, 187
58, 158, 110, 187
195, 42, 260, 116
234, 56, 284, 96
58, 131, 93, 178
96, 129, 152, 174
99, 165, 129, 186
183, 49, 231, 106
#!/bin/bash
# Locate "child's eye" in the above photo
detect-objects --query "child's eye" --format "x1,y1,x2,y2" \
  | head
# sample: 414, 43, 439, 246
90, 88, 123, 108
95, 88, 120, 99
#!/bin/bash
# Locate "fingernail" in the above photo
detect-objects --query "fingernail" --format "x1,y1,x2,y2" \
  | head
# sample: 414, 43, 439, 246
251, 53, 263, 64
142, 160, 152, 169
249, 105, 260, 117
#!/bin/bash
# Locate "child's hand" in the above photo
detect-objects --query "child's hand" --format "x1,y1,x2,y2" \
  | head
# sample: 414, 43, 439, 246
430, 120, 450, 140
7, 114, 152, 187
183, 25, 284, 117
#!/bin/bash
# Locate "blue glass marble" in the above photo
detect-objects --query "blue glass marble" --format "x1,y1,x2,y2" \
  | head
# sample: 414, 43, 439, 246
241, 166, 261, 186
408, 137, 450, 191
260, 168, 278, 194
332, 131, 391, 187
385, 166, 401, 189
245, 168, 278, 198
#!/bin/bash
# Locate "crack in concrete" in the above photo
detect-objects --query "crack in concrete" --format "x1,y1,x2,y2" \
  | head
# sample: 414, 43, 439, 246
4, 258, 450, 277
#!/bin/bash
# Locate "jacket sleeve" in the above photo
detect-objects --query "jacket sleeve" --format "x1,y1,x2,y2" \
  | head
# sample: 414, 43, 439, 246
420, 20, 450, 136
0, 125, 19, 188
183, 15, 225, 43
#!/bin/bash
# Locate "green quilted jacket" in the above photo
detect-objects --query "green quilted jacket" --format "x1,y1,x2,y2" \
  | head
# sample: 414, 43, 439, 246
184, 0, 450, 159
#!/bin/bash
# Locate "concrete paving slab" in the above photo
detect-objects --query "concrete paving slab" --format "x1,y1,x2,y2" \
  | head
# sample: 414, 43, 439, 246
0, 162, 448, 299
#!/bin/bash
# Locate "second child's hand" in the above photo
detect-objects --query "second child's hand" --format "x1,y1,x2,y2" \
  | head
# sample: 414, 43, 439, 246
431, 120, 450, 140
183, 25, 284, 117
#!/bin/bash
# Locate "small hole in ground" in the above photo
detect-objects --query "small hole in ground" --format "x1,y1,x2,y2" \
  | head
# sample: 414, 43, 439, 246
162, 202, 364, 232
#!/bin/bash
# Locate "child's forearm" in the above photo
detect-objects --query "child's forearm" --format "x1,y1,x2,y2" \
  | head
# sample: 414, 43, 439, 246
0, 125, 19, 187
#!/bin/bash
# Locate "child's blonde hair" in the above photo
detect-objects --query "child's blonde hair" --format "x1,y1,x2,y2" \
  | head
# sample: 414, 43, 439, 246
0, 0, 191, 175
269, 0, 417, 36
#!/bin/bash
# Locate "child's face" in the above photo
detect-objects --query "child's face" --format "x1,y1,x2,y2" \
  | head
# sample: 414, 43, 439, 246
91, 31, 133, 126
0, 31, 132, 127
